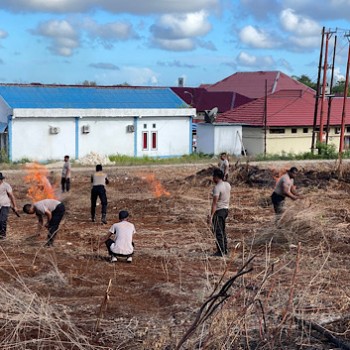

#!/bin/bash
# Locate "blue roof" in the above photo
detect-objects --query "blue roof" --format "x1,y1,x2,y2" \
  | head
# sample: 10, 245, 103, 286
0, 85, 187, 109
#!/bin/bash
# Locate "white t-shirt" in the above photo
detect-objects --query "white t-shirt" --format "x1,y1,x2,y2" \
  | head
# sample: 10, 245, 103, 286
213, 181, 231, 210
219, 159, 229, 175
109, 221, 136, 255
0, 182, 12, 207
34, 199, 60, 216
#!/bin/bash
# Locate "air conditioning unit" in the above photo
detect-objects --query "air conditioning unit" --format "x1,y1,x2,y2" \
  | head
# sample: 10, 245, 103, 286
49, 126, 60, 134
126, 125, 135, 133
82, 125, 90, 134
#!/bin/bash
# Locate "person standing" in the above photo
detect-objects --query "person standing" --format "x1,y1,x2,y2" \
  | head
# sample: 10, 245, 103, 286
99, 210, 136, 263
208, 168, 231, 257
61, 155, 71, 192
23, 199, 65, 246
218, 152, 229, 181
271, 167, 301, 219
91, 164, 109, 224
0, 172, 19, 239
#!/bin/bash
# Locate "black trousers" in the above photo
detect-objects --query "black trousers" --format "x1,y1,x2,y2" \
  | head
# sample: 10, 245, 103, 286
271, 192, 285, 215
0, 206, 10, 238
61, 177, 70, 192
212, 208, 229, 254
105, 238, 134, 257
47, 203, 65, 245
91, 185, 107, 218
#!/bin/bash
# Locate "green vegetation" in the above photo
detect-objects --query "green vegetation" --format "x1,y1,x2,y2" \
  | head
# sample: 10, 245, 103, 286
108, 153, 212, 165
254, 142, 350, 161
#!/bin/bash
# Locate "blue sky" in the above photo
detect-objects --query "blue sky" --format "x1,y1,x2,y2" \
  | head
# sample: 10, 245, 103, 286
0, 0, 349, 87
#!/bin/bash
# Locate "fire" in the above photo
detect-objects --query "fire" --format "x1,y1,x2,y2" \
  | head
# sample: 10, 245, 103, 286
144, 173, 170, 198
24, 163, 56, 202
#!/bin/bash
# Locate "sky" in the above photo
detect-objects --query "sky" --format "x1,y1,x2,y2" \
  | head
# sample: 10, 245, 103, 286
0, 0, 349, 87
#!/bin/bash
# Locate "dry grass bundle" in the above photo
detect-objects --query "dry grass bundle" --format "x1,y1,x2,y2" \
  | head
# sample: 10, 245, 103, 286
0, 284, 96, 349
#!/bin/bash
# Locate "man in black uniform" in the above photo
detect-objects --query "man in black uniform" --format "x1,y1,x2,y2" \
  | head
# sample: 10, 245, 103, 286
91, 164, 109, 224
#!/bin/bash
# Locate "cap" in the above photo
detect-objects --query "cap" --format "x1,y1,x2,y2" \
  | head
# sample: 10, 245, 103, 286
119, 210, 129, 220
0, 173, 5, 180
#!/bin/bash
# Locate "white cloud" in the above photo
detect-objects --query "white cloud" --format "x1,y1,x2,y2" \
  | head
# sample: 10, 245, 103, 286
151, 11, 211, 40
94, 66, 159, 85
0, 0, 219, 14
237, 51, 275, 67
333, 67, 345, 83
89, 62, 120, 70
239, 25, 279, 49
240, 0, 280, 20
150, 11, 212, 51
153, 38, 195, 51
0, 30, 8, 39
83, 18, 139, 49
30, 19, 79, 56
280, 8, 320, 36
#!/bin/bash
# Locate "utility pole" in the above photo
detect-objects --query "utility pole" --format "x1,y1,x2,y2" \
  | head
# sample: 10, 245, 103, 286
338, 32, 350, 156
326, 34, 337, 145
264, 79, 267, 156
318, 31, 330, 144
311, 27, 325, 153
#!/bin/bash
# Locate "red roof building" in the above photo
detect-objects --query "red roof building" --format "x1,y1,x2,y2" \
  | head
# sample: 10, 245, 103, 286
207, 71, 315, 99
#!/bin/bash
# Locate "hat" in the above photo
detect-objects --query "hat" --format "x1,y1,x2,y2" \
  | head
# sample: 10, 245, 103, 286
0, 173, 5, 180
119, 210, 129, 220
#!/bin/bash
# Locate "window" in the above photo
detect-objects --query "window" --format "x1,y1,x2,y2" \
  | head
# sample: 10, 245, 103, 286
151, 131, 157, 150
347, 127, 350, 133
143, 124, 147, 129
152, 123, 156, 128
142, 132, 148, 150
303, 128, 308, 133
335, 127, 341, 134
269, 129, 285, 134
291, 128, 297, 134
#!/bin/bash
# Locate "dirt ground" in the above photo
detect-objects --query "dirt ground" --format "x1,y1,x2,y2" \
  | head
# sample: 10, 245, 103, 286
1, 161, 350, 349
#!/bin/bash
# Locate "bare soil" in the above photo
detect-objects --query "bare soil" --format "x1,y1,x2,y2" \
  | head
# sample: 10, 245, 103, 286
1, 161, 350, 349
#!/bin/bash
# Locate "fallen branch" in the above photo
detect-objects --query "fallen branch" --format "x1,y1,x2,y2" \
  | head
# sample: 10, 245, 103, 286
294, 316, 350, 350
175, 256, 255, 350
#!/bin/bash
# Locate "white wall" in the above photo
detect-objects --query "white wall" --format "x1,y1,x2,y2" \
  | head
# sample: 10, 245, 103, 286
10, 114, 191, 161
214, 125, 242, 155
197, 123, 242, 155
11, 118, 75, 161
197, 124, 215, 154
79, 117, 135, 157
136, 117, 190, 157
242, 127, 264, 156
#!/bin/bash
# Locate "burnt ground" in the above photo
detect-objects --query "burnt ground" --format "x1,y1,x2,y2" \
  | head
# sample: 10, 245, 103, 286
1, 161, 350, 349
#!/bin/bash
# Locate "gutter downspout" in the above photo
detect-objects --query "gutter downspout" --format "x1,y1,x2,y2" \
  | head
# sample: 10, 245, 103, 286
75, 117, 79, 160
7, 115, 12, 162
133, 116, 138, 157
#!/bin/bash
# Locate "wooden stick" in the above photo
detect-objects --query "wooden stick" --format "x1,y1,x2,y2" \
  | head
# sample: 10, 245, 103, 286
94, 278, 112, 332
294, 316, 350, 350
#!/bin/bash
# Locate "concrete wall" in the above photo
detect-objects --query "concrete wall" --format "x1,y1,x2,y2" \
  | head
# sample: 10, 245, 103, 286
242, 127, 264, 156
136, 117, 191, 157
197, 123, 242, 155
78, 117, 134, 158
11, 117, 76, 161
10, 114, 191, 161
242, 126, 347, 156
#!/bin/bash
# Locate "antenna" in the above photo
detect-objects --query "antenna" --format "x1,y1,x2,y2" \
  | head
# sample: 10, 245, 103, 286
204, 107, 218, 123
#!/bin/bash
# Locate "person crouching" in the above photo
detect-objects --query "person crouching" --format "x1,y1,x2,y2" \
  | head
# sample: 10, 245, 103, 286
100, 210, 136, 263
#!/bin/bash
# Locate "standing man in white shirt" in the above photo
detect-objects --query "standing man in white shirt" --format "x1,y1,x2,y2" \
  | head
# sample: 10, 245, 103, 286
61, 155, 71, 193
100, 210, 136, 263
218, 152, 229, 181
208, 168, 231, 257
0, 172, 19, 240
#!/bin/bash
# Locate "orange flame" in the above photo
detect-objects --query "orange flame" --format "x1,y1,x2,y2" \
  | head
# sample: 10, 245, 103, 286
24, 163, 56, 202
144, 173, 170, 198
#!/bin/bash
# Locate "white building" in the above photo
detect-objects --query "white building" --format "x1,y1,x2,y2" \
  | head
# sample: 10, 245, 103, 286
196, 123, 243, 156
0, 84, 195, 162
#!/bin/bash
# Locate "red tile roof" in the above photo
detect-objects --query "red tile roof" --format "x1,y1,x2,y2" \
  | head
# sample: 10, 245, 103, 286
207, 71, 315, 99
170, 87, 252, 113
217, 89, 350, 127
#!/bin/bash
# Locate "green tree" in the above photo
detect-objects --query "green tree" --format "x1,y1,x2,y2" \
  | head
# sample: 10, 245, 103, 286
82, 80, 97, 86
292, 74, 317, 90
